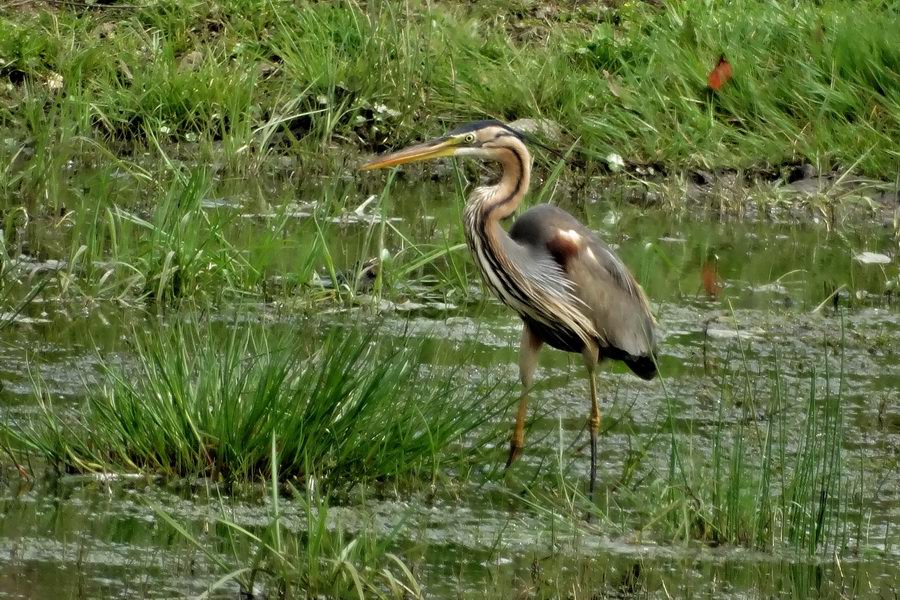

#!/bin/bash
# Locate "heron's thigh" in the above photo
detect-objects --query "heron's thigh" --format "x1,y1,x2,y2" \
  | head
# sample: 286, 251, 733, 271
519, 323, 543, 388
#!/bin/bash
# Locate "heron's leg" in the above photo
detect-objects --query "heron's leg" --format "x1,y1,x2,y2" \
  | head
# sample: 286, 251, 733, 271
588, 367, 600, 499
507, 324, 542, 468
582, 347, 601, 500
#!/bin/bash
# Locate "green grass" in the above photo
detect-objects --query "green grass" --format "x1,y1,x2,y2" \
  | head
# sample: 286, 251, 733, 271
1, 0, 897, 309
650, 337, 853, 555
0, 159, 484, 308
653, 345, 851, 554
3, 319, 511, 485
1, 0, 898, 205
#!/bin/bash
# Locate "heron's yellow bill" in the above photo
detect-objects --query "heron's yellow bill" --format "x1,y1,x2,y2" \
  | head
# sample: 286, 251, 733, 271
359, 137, 459, 171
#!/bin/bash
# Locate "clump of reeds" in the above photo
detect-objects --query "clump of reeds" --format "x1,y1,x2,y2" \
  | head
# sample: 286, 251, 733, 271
516, 318, 879, 558
647, 327, 854, 555
5, 320, 510, 486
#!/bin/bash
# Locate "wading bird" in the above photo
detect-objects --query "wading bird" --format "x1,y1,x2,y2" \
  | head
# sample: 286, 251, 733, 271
361, 121, 658, 496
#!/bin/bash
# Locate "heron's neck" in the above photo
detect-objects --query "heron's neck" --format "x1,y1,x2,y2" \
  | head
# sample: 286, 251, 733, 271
464, 140, 531, 239
462, 140, 534, 316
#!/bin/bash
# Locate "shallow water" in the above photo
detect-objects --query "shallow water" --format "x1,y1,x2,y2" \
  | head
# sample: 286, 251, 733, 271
1, 174, 898, 598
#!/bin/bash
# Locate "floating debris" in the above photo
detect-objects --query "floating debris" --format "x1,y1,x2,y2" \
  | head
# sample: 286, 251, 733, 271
62, 472, 146, 484
854, 251, 891, 265
240, 201, 317, 219
705, 326, 764, 340
0, 312, 51, 325
200, 197, 243, 209
427, 302, 457, 311
752, 282, 790, 295
16, 257, 67, 274
393, 300, 428, 312
329, 195, 403, 225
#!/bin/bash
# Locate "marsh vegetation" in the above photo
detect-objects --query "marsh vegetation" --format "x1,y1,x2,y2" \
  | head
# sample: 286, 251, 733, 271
0, 0, 898, 598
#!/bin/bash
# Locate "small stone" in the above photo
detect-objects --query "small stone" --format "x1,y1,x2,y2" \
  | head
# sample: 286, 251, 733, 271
177, 50, 203, 73
508, 118, 563, 143
256, 61, 277, 78
605, 152, 625, 171
93, 22, 117, 39
706, 327, 764, 340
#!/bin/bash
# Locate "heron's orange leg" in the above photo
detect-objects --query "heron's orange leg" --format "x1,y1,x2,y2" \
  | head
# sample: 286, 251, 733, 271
507, 324, 542, 468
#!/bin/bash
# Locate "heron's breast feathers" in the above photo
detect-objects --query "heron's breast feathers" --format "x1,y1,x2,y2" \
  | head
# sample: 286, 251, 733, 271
513, 254, 599, 346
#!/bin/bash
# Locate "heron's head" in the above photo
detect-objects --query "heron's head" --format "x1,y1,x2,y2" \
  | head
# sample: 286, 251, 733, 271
360, 120, 527, 171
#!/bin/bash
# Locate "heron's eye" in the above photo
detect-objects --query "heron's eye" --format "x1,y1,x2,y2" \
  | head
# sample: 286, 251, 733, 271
463, 133, 476, 144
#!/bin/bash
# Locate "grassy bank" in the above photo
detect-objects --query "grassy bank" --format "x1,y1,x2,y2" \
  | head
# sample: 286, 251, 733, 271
1, 0, 898, 309
1, 0, 898, 202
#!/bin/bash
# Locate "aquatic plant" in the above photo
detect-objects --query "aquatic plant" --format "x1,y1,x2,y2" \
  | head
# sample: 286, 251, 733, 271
4, 320, 510, 485
157, 438, 421, 599
655, 342, 852, 554
513, 318, 884, 558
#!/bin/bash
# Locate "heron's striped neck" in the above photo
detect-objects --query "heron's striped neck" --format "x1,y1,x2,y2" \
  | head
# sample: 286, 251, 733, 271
462, 140, 530, 311
467, 138, 531, 222
462, 141, 598, 348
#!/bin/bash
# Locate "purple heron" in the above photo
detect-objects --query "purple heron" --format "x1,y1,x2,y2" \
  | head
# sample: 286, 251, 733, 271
361, 120, 658, 496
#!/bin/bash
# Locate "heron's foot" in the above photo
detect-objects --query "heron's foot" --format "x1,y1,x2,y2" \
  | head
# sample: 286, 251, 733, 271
505, 439, 524, 469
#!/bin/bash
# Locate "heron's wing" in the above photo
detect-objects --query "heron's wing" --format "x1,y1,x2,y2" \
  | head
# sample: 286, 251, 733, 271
509, 205, 657, 367
567, 236, 657, 356
500, 233, 595, 337
501, 235, 576, 296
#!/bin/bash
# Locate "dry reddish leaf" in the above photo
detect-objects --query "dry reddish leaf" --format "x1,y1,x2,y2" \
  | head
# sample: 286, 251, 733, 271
707, 55, 733, 91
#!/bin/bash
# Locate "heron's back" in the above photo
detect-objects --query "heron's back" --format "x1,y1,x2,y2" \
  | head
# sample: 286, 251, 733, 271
509, 204, 658, 379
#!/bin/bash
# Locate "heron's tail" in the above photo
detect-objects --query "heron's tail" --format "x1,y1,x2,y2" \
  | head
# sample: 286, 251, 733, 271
601, 344, 658, 380
624, 353, 657, 380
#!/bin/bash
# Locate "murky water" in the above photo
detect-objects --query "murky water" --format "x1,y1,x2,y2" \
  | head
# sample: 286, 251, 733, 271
1, 173, 898, 598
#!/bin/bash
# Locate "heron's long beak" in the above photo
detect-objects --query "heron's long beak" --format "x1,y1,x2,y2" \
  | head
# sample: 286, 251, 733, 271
360, 136, 460, 171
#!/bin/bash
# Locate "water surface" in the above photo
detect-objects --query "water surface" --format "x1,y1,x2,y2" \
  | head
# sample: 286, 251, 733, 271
1, 173, 898, 598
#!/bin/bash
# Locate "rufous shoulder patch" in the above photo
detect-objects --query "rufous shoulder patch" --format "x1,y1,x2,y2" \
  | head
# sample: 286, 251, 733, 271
546, 229, 583, 267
